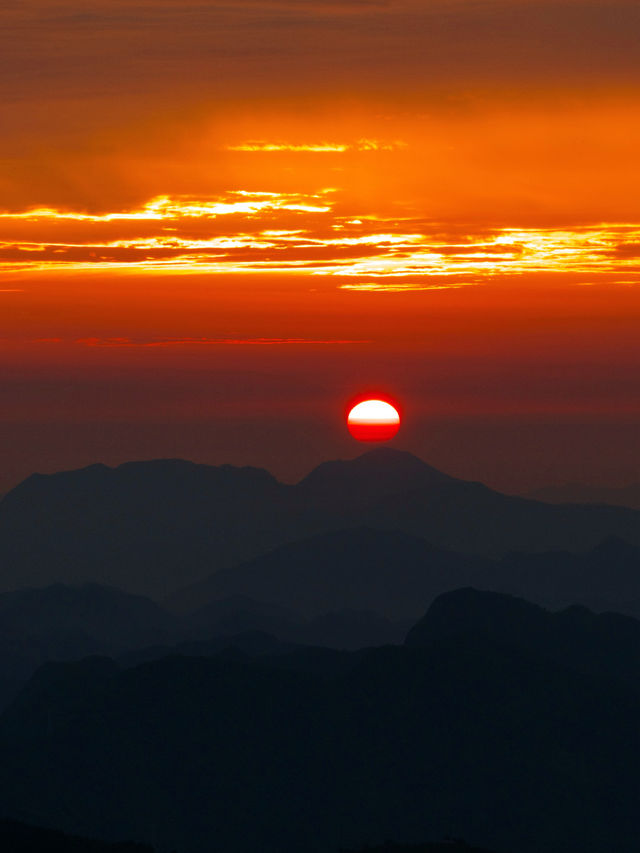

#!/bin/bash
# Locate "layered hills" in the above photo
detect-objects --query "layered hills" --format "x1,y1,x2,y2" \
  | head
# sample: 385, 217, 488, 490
2, 449, 640, 599
0, 589, 637, 853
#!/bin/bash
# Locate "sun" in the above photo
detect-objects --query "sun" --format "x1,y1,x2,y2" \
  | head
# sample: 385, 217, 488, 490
347, 399, 401, 442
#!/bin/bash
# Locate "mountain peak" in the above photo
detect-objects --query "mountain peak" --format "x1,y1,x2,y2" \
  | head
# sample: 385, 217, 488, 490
298, 448, 455, 498
355, 446, 438, 467
405, 588, 547, 647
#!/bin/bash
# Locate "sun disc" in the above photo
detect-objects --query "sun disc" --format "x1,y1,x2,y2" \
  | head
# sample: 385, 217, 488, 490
347, 399, 400, 442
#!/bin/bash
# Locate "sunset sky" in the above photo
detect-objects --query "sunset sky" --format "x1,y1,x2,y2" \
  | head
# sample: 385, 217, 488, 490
2, 0, 640, 492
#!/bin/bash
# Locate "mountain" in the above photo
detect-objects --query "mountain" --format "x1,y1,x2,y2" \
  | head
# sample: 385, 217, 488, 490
172, 528, 640, 624
0, 583, 174, 649
173, 528, 483, 620
296, 449, 456, 507
2, 449, 640, 599
476, 536, 640, 619
0, 584, 178, 710
0, 459, 289, 597
527, 481, 640, 510
405, 587, 640, 687
0, 593, 638, 853
188, 593, 408, 649
0, 582, 404, 713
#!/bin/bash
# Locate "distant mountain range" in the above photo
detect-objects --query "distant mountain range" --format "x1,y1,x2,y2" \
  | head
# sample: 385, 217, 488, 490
0, 589, 637, 853
526, 481, 640, 510
0, 583, 180, 710
173, 528, 640, 622
2, 452, 637, 853
0, 580, 407, 711
0, 527, 639, 711
2, 449, 640, 599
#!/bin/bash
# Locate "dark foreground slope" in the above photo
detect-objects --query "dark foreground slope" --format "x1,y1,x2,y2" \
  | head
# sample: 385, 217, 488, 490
342, 845, 504, 853
0, 820, 153, 853
0, 592, 638, 853
2, 450, 640, 597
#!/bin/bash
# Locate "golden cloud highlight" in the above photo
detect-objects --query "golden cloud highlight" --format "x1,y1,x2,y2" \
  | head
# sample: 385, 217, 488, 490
227, 139, 406, 153
1, 193, 640, 287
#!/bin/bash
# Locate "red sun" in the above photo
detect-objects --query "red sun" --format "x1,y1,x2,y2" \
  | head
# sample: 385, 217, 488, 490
347, 399, 401, 442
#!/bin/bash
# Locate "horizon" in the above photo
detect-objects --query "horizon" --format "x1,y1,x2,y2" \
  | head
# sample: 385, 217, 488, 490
3, 442, 640, 499
2, 419, 640, 496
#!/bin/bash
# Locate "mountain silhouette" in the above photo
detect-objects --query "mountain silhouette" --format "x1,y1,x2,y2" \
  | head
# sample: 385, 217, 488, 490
405, 587, 640, 687
0, 584, 179, 710
171, 527, 640, 623
527, 481, 640, 510
0, 583, 174, 648
0, 459, 288, 596
297, 448, 456, 508
3, 448, 640, 599
173, 528, 482, 619
0, 582, 408, 713
188, 594, 407, 649
476, 536, 640, 618
3, 539, 639, 716
1, 591, 638, 853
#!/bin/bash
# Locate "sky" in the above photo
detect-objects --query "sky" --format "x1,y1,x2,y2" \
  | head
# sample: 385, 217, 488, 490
1, 0, 640, 493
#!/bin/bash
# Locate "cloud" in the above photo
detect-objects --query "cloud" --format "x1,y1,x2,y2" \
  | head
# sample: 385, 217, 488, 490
1, 194, 640, 285
44, 336, 371, 347
228, 142, 349, 153
227, 139, 406, 153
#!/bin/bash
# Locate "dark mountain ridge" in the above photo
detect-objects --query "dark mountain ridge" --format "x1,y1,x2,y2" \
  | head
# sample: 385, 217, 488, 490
174, 527, 483, 619
527, 481, 640, 510
170, 528, 640, 623
1, 589, 638, 853
0, 583, 180, 710
2, 449, 640, 599
406, 587, 640, 687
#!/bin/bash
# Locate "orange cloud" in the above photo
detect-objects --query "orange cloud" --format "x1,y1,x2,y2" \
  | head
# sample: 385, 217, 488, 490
67, 337, 371, 347
227, 139, 406, 153
1, 194, 640, 286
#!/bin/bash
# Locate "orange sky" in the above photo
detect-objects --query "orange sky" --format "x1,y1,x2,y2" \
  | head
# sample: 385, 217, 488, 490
1, 0, 640, 492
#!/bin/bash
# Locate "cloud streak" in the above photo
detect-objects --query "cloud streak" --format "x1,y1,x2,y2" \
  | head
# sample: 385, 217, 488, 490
227, 139, 406, 152
1, 193, 640, 287
36, 336, 371, 347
